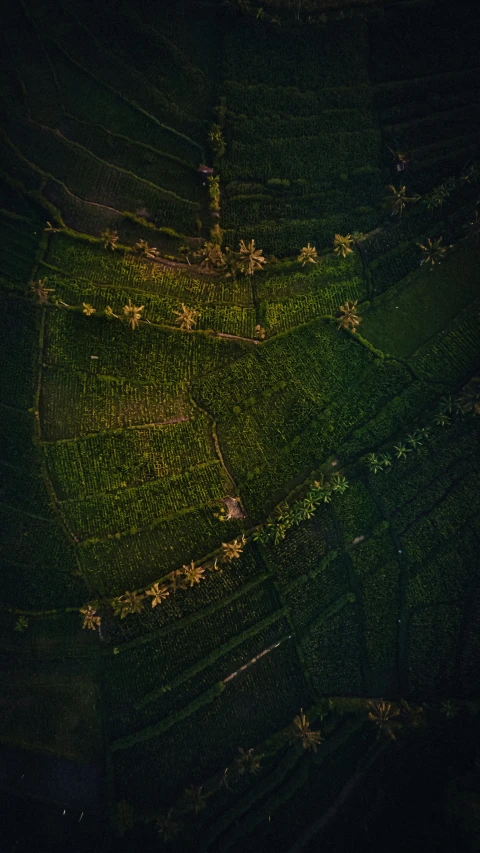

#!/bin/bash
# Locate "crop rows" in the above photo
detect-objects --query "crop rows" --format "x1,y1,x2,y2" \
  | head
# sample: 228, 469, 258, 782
2, 114, 200, 235
411, 299, 480, 382
59, 460, 228, 539
222, 81, 374, 118
104, 580, 280, 710
47, 45, 202, 163
40, 367, 190, 441
75, 506, 245, 597
45, 234, 254, 305
112, 639, 308, 811
43, 414, 217, 498
221, 130, 381, 185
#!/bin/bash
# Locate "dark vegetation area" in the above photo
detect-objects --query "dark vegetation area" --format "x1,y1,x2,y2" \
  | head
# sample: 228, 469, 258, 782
1, 0, 479, 850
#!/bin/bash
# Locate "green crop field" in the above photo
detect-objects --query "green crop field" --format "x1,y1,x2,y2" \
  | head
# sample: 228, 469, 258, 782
2, 0, 480, 850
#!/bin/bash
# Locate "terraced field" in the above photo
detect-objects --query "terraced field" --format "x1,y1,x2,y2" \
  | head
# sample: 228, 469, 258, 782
1, 1, 480, 850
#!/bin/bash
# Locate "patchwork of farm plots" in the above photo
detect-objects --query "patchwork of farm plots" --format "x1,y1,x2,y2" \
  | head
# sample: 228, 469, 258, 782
2, 0, 480, 845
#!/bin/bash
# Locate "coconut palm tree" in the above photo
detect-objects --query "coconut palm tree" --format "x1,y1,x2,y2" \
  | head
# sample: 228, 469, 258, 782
133, 239, 158, 258
235, 747, 262, 775
184, 786, 207, 814
385, 185, 418, 216
30, 278, 54, 304
424, 183, 452, 210
291, 709, 324, 752
368, 700, 400, 740
394, 442, 412, 460
146, 582, 170, 607
80, 605, 101, 631
173, 303, 200, 331
167, 569, 188, 593
104, 305, 118, 319
434, 411, 451, 427
123, 300, 144, 330
101, 229, 119, 250
331, 473, 349, 494
156, 809, 180, 842
400, 699, 425, 729
406, 431, 424, 450
366, 453, 382, 474
254, 324, 266, 340
194, 241, 225, 270
237, 239, 267, 276
14, 615, 29, 632
298, 243, 318, 266
112, 591, 144, 618
333, 233, 353, 257
417, 236, 449, 268
82, 303, 96, 316
337, 300, 361, 332
221, 536, 245, 562
182, 561, 205, 587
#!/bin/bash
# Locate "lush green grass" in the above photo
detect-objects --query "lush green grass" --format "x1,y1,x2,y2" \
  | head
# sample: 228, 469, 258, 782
361, 244, 480, 358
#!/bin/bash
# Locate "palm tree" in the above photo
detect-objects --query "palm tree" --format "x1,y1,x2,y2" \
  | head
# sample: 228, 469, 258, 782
184, 786, 207, 814
235, 747, 262, 776
30, 278, 54, 304
406, 431, 424, 450
101, 229, 119, 250
440, 699, 458, 719
146, 582, 170, 607
337, 300, 361, 332
194, 241, 225, 270
333, 233, 353, 257
298, 243, 318, 266
168, 569, 188, 593
366, 453, 382, 474
394, 442, 412, 460
237, 239, 267, 276
112, 591, 144, 618
133, 239, 158, 258
417, 236, 449, 268
291, 709, 324, 752
367, 700, 400, 740
14, 615, 29, 632
254, 324, 266, 340
424, 183, 452, 210
80, 605, 101, 631
182, 561, 205, 587
82, 303, 96, 316
463, 210, 480, 243
156, 809, 180, 842
331, 473, 349, 494
173, 303, 200, 330
104, 305, 118, 319
385, 185, 418, 216
400, 699, 425, 729
221, 536, 245, 563
434, 411, 451, 427
123, 300, 144, 330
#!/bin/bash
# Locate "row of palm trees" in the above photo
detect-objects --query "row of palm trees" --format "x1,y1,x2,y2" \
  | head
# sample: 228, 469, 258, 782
80, 537, 246, 631
148, 698, 435, 842
364, 385, 479, 476
253, 472, 349, 546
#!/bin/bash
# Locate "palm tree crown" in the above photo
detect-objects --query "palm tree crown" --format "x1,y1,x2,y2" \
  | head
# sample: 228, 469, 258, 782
123, 300, 144, 330
298, 243, 318, 266
337, 300, 361, 332
173, 303, 200, 330
333, 233, 354, 257
237, 239, 267, 276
